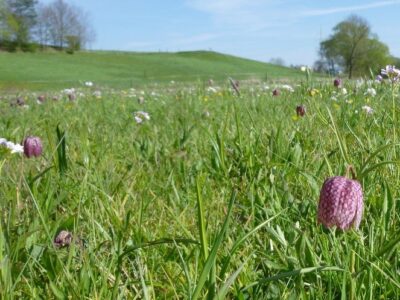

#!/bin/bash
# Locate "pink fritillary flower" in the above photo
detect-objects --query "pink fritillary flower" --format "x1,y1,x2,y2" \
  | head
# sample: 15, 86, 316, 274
296, 105, 306, 117
317, 176, 363, 230
23, 136, 43, 158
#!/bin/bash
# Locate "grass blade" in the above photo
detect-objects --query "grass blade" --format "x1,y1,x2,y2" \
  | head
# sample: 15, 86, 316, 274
192, 190, 236, 300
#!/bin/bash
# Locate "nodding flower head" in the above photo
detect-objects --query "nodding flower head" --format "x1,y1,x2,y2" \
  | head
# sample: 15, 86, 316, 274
317, 174, 363, 230
333, 78, 341, 87
381, 65, 400, 82
23, 136, 43, 158
296, 105, 306, 117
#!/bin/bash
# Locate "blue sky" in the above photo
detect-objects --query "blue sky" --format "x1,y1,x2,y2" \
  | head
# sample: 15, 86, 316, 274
41, 0, 400, 66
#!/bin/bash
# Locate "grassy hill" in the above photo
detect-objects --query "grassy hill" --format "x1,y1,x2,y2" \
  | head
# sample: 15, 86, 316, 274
0, 50, 305, 91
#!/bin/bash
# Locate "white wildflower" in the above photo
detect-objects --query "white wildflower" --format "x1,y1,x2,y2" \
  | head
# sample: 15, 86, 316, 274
134, 111, 150, 124
355, 79, 364, 89
364, 88, 376, 97
206, 86, 218, 93
63, 88, 75, 95
341, 88, 348, 95
281, 84, 294, 92
93, 90, 102, 98
362, 105, 374, 114
85, 81, 93, 87
0, 138, 24, 154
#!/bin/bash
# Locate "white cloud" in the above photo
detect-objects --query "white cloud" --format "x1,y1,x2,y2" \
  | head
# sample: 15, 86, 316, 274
302, 0, 400, 16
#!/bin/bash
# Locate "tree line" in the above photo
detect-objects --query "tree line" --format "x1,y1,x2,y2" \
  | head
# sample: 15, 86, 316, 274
0, 0, 95, 53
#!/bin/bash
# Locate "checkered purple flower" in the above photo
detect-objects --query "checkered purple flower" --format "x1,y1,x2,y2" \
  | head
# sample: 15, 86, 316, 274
317, 176, 363, 230
23, 136, 43, 158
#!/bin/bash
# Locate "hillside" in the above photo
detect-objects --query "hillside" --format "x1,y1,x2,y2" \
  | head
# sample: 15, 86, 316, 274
0, 50, 305, 91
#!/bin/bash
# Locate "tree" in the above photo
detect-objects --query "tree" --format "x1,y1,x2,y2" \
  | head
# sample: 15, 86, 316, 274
36, 0, 95, 50
5, 0, 37, 47
318, 15, 391, 78
269, 57, 286, 66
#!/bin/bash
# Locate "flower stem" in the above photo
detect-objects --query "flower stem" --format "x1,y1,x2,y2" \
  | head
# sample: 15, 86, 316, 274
346, 165, 357, 179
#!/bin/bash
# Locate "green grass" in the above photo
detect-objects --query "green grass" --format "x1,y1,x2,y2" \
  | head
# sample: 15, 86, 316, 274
0, 50, 305, 91
1, 78, 400, 299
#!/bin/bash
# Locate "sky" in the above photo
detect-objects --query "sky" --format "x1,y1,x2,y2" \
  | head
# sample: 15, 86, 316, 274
40, 0, 400, 66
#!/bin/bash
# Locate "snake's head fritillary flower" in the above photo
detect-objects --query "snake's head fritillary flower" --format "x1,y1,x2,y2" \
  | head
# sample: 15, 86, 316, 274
54, 230, 84, 249
333, 78, 341, 87
296, 105, 306, 117
134, 111, 150, 124
23, 136, 43, 158
68, 93, 76, 101
317, 175, 363, 230
16, 97, 25, 106
381, 65, 400, 82
272, 89, 280, 96
37, 95, 46, 103
54, 230, 73, 248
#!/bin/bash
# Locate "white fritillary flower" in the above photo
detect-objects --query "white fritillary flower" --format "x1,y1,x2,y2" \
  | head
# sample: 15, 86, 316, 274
134, 111, 150, 124
364, 88, 376, 97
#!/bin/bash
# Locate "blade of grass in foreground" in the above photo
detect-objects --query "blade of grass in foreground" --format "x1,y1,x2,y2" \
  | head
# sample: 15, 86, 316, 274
195, 176, 215, 298
218, 209, 287, 279
214, 256, 250, 300
191, 190, 236, 300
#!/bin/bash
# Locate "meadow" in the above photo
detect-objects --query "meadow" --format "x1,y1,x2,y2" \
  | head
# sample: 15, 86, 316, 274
0, 50, 304, 92
1, 72, 400, 299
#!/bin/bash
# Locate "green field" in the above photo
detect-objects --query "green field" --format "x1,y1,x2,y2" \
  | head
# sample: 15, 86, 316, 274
1, 75, 399, 298
0, 50, 305, 91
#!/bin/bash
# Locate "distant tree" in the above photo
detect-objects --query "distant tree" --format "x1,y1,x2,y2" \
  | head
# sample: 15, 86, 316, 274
269, 57, 286, 66
318, 15, 391, 78
4, 0, 37, 48
36, 0, 95, 50
35, 2, 51, 48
